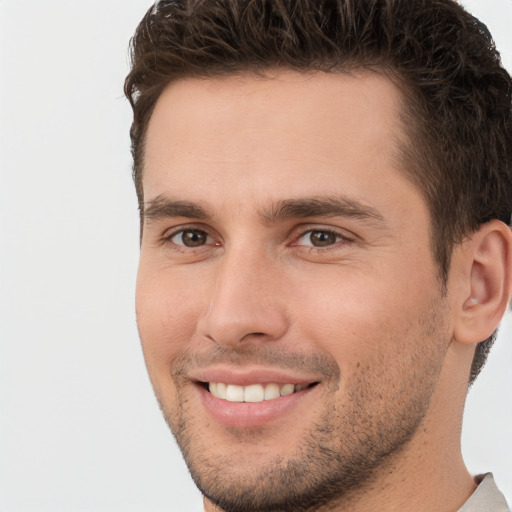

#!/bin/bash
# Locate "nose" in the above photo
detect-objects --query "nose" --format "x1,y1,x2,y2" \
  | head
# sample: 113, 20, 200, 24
197, 248, 289, 347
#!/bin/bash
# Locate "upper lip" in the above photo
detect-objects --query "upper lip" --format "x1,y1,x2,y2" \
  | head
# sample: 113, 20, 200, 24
189, 365, 321, 386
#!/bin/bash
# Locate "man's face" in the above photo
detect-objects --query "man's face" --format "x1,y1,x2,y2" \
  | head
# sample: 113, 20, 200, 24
137, 71, 453, 511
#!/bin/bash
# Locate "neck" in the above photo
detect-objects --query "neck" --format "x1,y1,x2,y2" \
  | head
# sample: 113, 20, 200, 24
321, 420, 475, 512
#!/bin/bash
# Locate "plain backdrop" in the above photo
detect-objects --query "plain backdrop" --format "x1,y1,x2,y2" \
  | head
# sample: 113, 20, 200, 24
0, 1, 511, 511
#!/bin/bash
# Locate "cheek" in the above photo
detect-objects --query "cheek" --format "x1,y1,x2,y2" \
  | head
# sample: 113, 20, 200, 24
136, 265, 204, 371
291, 266, 439, 375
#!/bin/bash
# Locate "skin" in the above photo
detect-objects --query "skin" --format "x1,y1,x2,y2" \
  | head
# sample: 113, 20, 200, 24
136, 70, 488, 511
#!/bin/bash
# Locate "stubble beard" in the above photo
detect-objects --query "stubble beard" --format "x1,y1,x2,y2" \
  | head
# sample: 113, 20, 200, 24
154, 307, 449, 512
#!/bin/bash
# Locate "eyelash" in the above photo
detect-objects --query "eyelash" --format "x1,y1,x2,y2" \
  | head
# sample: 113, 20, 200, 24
291, 228, 353, 250
160, 225, 355, 252
162, 225, 217, 250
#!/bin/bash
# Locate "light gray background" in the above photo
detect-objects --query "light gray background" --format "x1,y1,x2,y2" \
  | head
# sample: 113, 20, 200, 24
0, 1, 510, 510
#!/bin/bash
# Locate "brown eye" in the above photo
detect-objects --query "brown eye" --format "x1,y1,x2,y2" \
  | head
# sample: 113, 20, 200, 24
308, 230, 339, 247
172, 229, 209, 247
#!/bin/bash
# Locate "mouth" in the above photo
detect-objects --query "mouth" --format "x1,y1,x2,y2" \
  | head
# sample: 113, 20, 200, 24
190, 367, 322, 428
204, 381, 319, 403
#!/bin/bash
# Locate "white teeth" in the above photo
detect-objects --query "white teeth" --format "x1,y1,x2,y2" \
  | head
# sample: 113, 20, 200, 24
209, 382, 227, 399
280, 383, 295, 396
244, 384, 265, 403
225, 384, 244, 402
216, 382, 227, 399
264, 383, 280, 400
208, 382, 310, 402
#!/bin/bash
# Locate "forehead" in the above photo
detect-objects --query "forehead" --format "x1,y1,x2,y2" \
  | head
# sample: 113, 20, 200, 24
143, 70, 407, 208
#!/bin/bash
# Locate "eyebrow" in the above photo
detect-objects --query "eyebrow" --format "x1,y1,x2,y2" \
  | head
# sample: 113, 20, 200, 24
143, 194, 385, 226
261, 196, 385, 225
143, 196, 210, 222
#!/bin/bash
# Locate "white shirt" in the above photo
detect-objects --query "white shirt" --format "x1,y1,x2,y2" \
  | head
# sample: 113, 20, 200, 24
459, 474, 510, 512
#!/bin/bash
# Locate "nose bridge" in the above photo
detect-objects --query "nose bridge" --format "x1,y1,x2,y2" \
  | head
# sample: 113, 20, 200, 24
198, 243, 288, 346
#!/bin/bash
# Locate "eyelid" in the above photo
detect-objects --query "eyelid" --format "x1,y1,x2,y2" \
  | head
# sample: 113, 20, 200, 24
161, 223, 220, 247
170, 229, 210, 247
290, 224, 356, 247
158, 222, 356, 249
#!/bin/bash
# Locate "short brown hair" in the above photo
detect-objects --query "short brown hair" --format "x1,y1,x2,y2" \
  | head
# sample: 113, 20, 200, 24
124, 0, 512, 383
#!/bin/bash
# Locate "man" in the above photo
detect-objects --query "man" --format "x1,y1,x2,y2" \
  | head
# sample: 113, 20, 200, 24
124, 1, 512, 510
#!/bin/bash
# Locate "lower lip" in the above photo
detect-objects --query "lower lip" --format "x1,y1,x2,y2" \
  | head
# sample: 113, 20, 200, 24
196, 384, 316, 429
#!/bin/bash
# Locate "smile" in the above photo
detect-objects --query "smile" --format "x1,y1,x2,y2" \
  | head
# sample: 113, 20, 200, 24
208, 382, 311, 403
194, 372, 321, 428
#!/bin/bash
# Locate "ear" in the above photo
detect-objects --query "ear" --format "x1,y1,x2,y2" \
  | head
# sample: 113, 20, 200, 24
453, 220, 512, 345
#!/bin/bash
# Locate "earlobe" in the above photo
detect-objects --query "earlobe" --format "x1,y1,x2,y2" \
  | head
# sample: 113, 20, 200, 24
453, 220, 512, 345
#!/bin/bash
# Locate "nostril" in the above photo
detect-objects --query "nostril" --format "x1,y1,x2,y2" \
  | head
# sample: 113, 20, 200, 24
239, 331, 267, 342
